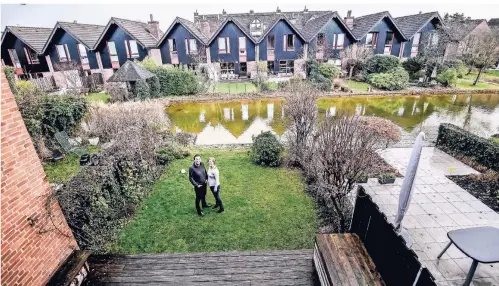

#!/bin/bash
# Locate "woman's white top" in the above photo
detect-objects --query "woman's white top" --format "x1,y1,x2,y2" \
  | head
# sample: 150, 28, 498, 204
207, 167, 220, 187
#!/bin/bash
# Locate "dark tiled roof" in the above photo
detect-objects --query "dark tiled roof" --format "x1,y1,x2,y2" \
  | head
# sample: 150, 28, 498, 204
445, 19, 486, 41
302, 12, 336, 41
194, 10, 331, 42
158, 17, 209, 46
351, 11, 406, 39
3, 26, 52, 53
177, 17, 209, 44
395, 12, 441, 38
58, 22, 105, 49
106, 60, 155, 82
110, 17, 163, 48
207, 16, 258, 44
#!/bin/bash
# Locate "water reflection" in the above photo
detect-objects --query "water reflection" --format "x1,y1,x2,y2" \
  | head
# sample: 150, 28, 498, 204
166, 94, 499, 145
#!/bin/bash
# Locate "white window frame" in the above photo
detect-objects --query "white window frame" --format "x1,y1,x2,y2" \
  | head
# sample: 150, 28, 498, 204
8, 49, 21, 68
187, 39, 197, 54
107, 41, 119, 62
220, 62, 235, 74
218, 37, 230, 54
411, 32, 421, 57
366, 32, 378, 48
127, 40, 139, 58
239, 37, 246, 55
77, 43, 89, 65
168, 39, 177, 53
284, 34, 295, 51
56, 44, 68, 62
250, 19, 262, 37
24, 47, 39, 64
334, 33, 345, 49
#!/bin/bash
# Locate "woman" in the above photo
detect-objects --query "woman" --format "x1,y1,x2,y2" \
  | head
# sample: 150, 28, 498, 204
207, 157, 224, 213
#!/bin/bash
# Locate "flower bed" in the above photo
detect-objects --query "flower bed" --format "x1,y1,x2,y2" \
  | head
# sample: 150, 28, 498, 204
448, 173, 499, 213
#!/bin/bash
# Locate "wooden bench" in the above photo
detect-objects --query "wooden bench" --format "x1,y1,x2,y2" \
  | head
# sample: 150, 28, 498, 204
314, 233, 383, 286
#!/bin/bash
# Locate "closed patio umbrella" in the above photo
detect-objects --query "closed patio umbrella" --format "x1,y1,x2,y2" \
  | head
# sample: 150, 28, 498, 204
394, 132, 425, 231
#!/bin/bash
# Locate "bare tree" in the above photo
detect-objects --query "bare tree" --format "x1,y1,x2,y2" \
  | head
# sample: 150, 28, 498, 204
284, 81, 319, 167
306, 115, 400, 232
469, 31, 499, 85
340, 43, 373, 79
53, 61, 84, 93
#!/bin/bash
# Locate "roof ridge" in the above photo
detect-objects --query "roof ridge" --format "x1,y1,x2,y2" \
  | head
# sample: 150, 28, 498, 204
6, 25, 53, 30
112, 17, 148, 25
58, 21, 105, 27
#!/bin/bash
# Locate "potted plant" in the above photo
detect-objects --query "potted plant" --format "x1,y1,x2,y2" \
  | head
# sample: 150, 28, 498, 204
378, 173, 396, 184
355, 172, 368, 184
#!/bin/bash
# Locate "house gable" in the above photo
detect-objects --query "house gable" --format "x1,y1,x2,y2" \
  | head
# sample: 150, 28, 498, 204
209, 20, 255, 63
359, 16, 405, 56
259, 19, 305, 63
1, 31, 49, 74
159, 22, 205, 65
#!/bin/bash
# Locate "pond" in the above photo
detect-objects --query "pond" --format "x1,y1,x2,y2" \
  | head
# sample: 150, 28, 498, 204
166, 94, 499, 145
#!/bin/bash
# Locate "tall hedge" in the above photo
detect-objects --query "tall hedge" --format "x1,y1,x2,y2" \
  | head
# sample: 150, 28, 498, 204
147, 76, 161, 98
134, 79, 150, 100
365, 55, 400, 74
4, 66, 17, 94
436, 124, 499, 172
155, 67, 198, 96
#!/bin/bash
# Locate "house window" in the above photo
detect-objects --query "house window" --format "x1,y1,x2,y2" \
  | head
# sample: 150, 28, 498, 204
185, 39, 197, 54
384, 32, 394, 55
218, 37, 230, 54
239, 37, 246, 55
333, 33, 345, 49
284, 34, 295, 51
8, 49, 21, 68
107, 41, 119, 62
125, 40, 139, 58
267, 61, 275, 74
268, 35, 275, 49
220, 62, 235, 74
428, 32, 439, 46
77, 44, 89, 65
366, 32, 378, 48
24, 47, 39, 64
279, 60, 294, 74
56, 44, 69, 62
317, 33, 325, 47
168, 39, 177, 52
250, 19, 262, 37
411, 33, 421, 57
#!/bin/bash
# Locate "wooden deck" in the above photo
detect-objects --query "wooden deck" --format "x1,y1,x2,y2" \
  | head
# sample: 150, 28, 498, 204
84, 249, 318, 285
314, 233, 383, 286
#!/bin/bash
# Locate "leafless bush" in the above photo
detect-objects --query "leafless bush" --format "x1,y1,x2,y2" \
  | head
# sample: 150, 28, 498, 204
84, 100, 169, 141
284, 81, 319, 167
53, 61, 84, 94
305, 115, 400, 232
105, 82, 130, 103
357, 116, 401, 147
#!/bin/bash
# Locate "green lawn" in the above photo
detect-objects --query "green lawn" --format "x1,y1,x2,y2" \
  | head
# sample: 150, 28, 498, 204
456, 78, 499, 90
211, 82, 257, 94
86, 92, 111, 103
108, 148, 318, 254
43, 146, 100, 183
345, 80, 371, 92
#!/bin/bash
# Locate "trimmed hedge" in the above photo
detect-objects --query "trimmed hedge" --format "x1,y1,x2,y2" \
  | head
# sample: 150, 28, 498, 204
155, 67, 198, 96
436, 123, 499, 172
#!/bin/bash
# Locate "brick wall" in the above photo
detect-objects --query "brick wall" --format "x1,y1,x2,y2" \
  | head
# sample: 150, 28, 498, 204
1, 69, 78, 285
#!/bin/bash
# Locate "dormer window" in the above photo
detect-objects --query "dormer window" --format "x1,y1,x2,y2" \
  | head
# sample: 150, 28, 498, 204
250, 19, 262, 37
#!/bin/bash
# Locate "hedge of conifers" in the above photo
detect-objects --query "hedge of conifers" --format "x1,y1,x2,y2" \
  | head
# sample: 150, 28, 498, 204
436, 123, 499, 172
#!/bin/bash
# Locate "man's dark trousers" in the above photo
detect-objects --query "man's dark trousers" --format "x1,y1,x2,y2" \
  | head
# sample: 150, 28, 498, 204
194, 184, 209, 214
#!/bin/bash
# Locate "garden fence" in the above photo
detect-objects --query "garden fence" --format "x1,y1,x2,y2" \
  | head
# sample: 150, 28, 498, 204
350, 186, 437, 286
28, 76, 57, 92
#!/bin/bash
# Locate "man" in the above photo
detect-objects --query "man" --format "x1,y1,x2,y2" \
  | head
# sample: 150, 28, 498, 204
189, 154, 211, 216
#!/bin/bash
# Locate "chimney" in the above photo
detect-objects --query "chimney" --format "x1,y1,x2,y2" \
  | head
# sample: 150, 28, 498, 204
250, 9, 254, 14
148, 14, 161, 39
73, 20, 77, 23
304, 6, 308, 13
222, 9, 227, 15
194, 10, 199, 21
276, 6, 281, 14
419, 11, 422, 14
344, 10, 354, 29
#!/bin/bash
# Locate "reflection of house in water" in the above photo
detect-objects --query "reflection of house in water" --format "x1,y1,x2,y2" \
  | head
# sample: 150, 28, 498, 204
327, 106, 336, 117
199, 111, 206, 122
238, 117, 276, 144
267, 103, 274, 120
242, 104, 249, 121
223, 108, 234, 121
196, 123, 238, 145
397, 107, 405, 116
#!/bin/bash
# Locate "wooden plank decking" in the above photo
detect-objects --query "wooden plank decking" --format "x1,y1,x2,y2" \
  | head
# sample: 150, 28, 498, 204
314, 233, 383, 286
84, 249, 318, 285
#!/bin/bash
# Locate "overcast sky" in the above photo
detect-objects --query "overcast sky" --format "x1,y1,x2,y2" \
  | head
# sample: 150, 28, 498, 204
1, 1, 498, 31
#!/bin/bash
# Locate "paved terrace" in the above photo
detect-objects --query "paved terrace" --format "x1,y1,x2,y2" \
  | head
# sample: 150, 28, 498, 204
363, 147, 499, 285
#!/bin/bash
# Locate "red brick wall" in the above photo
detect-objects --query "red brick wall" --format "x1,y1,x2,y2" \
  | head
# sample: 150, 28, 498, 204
1, 70, 78, 285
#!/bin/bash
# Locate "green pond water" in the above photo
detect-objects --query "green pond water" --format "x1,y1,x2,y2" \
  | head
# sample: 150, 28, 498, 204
166, 94, 499, 145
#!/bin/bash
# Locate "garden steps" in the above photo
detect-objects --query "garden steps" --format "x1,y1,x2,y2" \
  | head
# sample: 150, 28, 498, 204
85, 249, 317, 285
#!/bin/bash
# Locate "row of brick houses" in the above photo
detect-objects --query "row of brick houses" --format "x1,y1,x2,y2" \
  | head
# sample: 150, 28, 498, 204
1, 8, 495, 87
